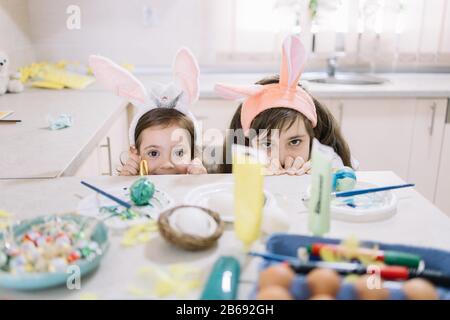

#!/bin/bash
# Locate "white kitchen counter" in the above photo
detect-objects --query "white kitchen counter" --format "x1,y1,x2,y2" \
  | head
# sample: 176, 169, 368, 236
79, 72, 450, 99
0, 172, 449, 299
0, 91, 124, 179
21, 72, 450, 99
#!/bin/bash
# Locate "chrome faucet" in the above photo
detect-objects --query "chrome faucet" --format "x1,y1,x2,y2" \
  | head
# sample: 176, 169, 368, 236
326, 56, 337, 78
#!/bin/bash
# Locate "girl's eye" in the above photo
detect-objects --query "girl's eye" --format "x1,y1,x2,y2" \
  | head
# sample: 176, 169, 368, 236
148, 150, 160, 158
290, 139, 302, 146
174, 149, 184, 157
260, 141, 272, 149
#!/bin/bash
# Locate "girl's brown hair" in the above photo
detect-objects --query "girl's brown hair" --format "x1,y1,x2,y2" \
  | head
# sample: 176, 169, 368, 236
134, 108, 196, 159
220, 75, 352, 173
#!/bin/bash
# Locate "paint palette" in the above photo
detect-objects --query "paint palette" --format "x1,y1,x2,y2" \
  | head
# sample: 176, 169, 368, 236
77, 186, 174, 229
183, 182, 276, 223
303, 181, 398, 223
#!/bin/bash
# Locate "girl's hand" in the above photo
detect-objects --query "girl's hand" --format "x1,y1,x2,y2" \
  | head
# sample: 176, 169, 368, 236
265, 158, 285, 176
118, 146, 141, 176
284, 157, 311, 176
186, 158, 207, 175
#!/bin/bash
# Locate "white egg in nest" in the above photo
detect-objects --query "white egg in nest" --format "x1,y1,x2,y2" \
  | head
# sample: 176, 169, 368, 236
168, 207, 218, 238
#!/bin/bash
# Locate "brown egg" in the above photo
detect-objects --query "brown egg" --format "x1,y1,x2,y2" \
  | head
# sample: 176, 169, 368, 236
354, 275, 390, 300
403, 278, 438, 300
258, 263, 295, 290
310, 294, 335, 300
256, 286, 294, 300
306, 268, 341, 297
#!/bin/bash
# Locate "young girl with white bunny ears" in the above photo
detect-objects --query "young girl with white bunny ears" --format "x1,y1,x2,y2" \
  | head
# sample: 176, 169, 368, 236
89, 48, 207, 175
216, 35, 356, 175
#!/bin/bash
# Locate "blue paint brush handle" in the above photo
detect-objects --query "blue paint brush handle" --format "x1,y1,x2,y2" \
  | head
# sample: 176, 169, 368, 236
334, 183, 415, 198
248, 251, 298, 263
81, 181, 131, 209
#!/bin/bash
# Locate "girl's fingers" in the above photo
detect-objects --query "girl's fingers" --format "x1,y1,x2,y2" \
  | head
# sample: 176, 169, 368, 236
285, 156, 304, 175
128, 153, 141, 167
292, 157, 305, 171
122, 164, 138, 176
296, 160, 311, 176
187, 158, 207, 175
126, 158, 140, 172
269, 158, 283, 175
284, 156, 294, 170
118, 168, 131, 176
187, 165, 207, 175
303, 161, 312, 174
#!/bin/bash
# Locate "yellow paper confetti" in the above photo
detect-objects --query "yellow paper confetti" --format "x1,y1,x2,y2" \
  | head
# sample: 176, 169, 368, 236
121, 221, 158, 247
129, 263, 202, 299
79, 292, 98, 300
18, 61, 94, 89
127, 286, 149, 298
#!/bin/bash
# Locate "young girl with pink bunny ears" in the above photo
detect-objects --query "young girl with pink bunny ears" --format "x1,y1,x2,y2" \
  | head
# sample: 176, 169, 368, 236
216, 35, 355, 175
89, 48, 207, 175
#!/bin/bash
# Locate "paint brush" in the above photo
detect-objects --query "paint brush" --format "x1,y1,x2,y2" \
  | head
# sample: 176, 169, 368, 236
0, 120, 21, 123
333, 183, 415, 198
80, 181, 151, 219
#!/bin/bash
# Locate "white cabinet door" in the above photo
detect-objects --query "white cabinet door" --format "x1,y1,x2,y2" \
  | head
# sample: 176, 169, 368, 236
435, 121, 450, 216
339, 98, 417, 179
75, 107, 130, 177
407, 99, 447, 202
192, 99, 238, 133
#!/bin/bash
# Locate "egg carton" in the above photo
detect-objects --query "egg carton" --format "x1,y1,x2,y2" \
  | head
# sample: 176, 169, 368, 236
250, 234, 450, 300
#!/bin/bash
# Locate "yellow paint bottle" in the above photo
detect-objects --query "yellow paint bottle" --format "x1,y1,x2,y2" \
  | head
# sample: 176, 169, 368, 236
232, 145, 266, 249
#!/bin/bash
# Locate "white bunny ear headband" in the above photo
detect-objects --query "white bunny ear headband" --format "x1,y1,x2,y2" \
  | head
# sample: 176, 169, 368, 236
89, 48, 200, 146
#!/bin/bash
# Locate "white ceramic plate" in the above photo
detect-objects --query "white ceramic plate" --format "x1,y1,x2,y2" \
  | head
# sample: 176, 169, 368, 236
304, 181, 398, 223
183, 182, 276, 223
77, 186, 174, 229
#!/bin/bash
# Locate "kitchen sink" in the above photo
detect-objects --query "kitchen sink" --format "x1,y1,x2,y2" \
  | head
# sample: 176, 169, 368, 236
307, 73, 388, 85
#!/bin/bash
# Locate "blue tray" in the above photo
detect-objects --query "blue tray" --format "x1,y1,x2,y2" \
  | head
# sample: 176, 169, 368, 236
252, 233, 450, 300
0, 213, 109, 290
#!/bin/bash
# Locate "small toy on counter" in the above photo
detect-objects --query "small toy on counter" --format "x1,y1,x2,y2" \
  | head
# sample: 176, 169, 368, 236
130, 177, 155, 206
47, 113, 73, 130
157, 205, 224, 251
332, 167, 357, 192
0, 50, 24, 95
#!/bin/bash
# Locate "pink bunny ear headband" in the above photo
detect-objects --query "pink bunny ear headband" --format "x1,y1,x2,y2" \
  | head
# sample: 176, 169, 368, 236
215, 35, 317, 136
89, 47, 200, 146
